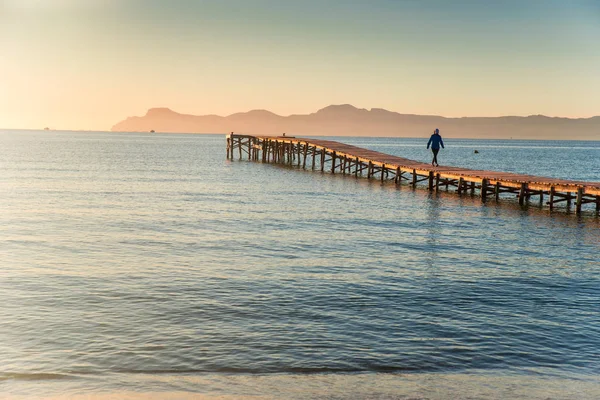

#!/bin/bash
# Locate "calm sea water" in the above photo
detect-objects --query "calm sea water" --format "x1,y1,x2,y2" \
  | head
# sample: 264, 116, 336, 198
1, 130, 599, 399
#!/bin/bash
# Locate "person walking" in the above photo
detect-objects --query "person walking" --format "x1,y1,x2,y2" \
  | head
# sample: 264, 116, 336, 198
427, 128, 444, 167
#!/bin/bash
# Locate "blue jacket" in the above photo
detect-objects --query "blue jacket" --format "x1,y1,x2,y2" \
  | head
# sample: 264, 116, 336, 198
427, 134, 444, 150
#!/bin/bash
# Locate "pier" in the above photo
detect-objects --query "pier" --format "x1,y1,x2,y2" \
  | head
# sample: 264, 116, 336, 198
226, 133, 600, 215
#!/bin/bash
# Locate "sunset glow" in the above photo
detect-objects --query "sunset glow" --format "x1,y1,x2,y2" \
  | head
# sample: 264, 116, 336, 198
1, 0, 599, 130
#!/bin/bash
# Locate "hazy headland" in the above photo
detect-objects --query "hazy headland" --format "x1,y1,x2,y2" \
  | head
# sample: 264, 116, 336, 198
112, 104, 600, 140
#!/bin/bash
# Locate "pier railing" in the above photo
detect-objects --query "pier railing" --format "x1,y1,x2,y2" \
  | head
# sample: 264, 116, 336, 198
226, 133, 600, 215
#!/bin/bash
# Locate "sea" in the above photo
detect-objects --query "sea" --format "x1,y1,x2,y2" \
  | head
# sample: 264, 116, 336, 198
1, 130, 599, 399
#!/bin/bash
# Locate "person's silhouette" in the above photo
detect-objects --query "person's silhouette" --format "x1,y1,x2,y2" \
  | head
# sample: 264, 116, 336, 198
426, 128, 444, 167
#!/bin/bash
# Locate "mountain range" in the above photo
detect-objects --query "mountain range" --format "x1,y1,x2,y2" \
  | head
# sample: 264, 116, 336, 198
111, 104, 600, 140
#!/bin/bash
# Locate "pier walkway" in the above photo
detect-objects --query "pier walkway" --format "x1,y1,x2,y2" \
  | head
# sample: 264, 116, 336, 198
226, 134, 600, 215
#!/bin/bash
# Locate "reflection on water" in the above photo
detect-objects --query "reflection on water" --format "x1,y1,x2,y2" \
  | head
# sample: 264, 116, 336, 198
1, 130, 599, 398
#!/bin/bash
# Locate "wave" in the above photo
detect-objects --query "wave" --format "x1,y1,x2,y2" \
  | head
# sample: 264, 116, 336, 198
109, 365, 430, 375
0, 372, 73, 382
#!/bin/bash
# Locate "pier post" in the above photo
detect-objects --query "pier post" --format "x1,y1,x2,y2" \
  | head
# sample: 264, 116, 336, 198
381, 165, 386, 182
435, 173, 441, 192
331, 152, 337, 174
343, 157, 347, 175
395, 167, 401, 184
262, 141, 267, 162
518, 183, 527, 205
549, 187, 555, 210
428, 171, 434, 191
303, 143, 308, 169
412, 169, 417, 187
576, 187, 583, 215
367, 162, 373, 179
320, 149, 326, 172
226, 135, 231, 159
481, 179, 488, 202
311, 147, 317, 170
567, 192, 572, 208
355, 158, 360, 177
458, 178, 464, 194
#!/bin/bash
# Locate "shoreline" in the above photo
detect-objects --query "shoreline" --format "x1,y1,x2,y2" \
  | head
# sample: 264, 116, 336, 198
3, 371, 600, 400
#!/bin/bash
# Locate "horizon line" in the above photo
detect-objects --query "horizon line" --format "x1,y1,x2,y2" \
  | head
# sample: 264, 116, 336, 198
2, 128, 600, 143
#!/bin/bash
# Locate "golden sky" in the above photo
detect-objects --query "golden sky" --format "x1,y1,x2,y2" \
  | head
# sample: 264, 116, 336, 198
1, 0, 599, 130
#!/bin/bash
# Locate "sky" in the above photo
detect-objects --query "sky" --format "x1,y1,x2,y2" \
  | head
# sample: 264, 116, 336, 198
1, 0, 599, 130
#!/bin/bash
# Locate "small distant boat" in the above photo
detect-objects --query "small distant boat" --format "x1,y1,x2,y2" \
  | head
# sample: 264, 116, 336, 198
44, 127, 50, 131
474, 150, 479, 154
150, 130, 155, 133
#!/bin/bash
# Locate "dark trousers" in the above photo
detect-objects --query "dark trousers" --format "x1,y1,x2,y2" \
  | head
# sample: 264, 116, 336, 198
431, 148, 440, 165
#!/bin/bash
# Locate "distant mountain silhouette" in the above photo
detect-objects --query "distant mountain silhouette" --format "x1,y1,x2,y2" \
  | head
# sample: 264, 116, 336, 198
112, 104, 600, 140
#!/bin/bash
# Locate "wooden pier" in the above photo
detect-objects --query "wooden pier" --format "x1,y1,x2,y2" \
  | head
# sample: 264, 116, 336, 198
226, 133, 600, 215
